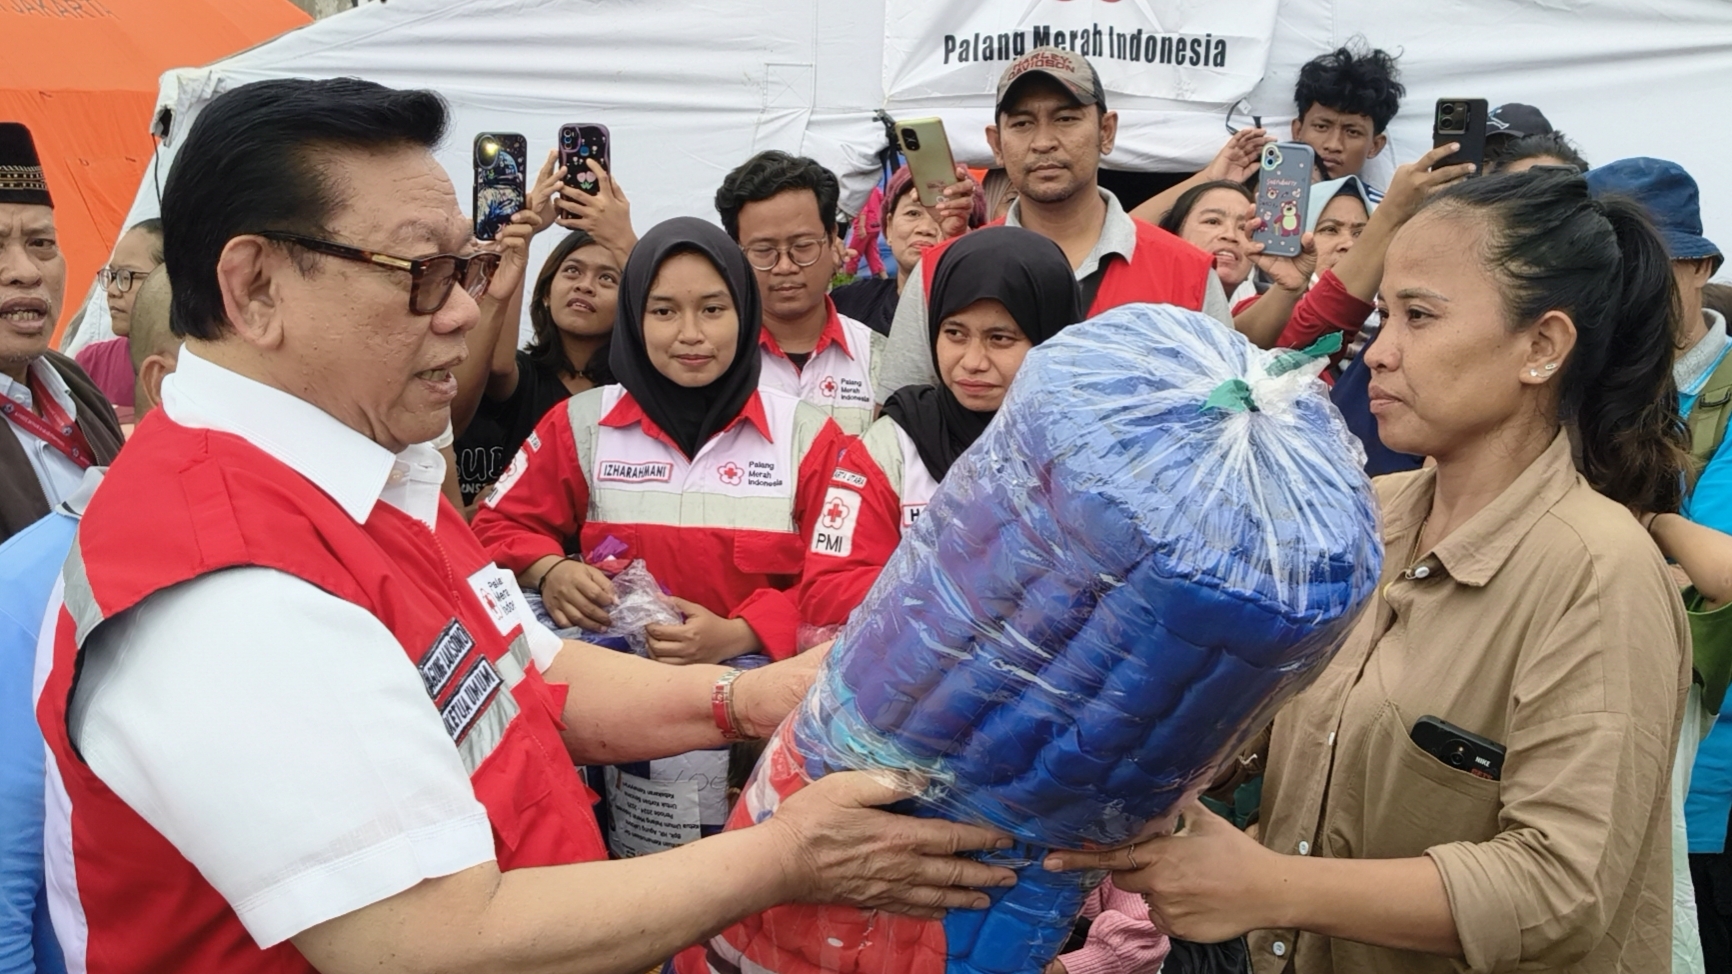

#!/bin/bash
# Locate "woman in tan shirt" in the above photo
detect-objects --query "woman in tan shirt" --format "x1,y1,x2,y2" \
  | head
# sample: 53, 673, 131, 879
1049, 170, 1693, 973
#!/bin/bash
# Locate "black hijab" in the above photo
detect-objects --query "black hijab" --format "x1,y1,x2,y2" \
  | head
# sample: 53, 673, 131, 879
883, 226, 1081, 480
609, 217, 763, 458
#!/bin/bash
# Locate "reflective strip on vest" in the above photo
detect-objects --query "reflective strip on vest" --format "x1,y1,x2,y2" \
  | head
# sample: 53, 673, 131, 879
60, 537, 103, 645
860, 417, 939, 530
453, 634, 533, 776
566, 386, 828, 535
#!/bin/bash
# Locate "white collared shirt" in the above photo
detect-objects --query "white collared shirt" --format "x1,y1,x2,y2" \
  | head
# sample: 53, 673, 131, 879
58, 349, 558, 950
1, 357, 88, 508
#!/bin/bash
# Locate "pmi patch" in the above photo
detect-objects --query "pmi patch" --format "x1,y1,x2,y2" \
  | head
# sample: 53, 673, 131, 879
442, 657, 503, 743
810, 486, 862, 558
418, 618, 475, 698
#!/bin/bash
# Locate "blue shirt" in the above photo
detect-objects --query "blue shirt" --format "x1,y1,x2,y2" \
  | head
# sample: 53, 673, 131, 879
1678, 318, 1732, 852
0, 496, 84, 974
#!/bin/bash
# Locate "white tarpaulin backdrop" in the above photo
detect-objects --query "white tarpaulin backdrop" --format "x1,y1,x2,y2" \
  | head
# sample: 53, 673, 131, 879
68, 0, 1732, 351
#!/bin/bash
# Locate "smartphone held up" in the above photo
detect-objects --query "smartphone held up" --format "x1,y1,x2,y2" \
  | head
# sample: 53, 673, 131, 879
1250, 141, 1314, 258
896, 117, 965, 207
1431, 98, 1488, 174
560, 123, 611, 196
472, 132, 527, 241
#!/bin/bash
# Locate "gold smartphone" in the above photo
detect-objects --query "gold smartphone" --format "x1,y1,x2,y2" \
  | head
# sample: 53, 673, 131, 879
896, 117, 965, 207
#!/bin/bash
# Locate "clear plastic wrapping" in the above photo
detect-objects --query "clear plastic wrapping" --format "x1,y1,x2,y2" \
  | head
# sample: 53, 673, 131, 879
705, 305, 1384, 974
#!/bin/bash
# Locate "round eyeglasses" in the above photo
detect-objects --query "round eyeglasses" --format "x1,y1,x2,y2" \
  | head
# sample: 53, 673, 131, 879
743, 238, 826, 272
97, 266, 153, 294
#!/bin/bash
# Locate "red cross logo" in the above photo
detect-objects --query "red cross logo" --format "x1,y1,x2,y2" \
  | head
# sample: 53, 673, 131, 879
717, 462, 744, 486
822, 497, 851, 530
819, 376, 838, 398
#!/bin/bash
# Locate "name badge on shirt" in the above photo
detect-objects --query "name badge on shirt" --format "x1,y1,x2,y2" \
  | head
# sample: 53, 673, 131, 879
442, 657, 503, 743
467, 564, 528, 637
418, 618, 475, 698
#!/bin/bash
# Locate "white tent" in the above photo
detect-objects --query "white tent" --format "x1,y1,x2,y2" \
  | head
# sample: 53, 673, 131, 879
69, 0, 1732, 351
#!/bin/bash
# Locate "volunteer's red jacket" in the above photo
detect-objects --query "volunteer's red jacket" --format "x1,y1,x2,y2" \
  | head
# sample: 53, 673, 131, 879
921, 216, 1214, 316
471, 385, 891, 659
799, 416, 937, 628
36, 412, 607, 974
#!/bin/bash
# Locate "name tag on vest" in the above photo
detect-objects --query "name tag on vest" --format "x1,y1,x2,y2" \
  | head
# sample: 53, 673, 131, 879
442, 657, 504, 743
597, 460, 674, 483
419, 618, 475, 697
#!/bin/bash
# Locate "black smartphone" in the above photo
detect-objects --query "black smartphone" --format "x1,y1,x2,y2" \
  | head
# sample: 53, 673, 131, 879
1431, 99, 1488, 174
559, 123, 611, 196
1250, 141, 1314, 258
1410, 715, 1506, 781
472, 132, 527, 241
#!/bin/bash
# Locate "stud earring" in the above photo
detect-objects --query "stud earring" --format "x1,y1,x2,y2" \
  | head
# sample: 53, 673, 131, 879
1530, 369, 1541, 377
1544, 362, 1558, 371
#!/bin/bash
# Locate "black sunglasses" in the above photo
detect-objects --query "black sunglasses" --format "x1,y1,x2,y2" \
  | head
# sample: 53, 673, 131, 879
254, 230, 501, 315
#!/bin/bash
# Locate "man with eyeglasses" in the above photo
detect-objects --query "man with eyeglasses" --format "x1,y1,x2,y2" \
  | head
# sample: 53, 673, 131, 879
0, 122, 124, 547
716, 150, 882, 435
33, 78, 1015, 974
73, 218, 164, 424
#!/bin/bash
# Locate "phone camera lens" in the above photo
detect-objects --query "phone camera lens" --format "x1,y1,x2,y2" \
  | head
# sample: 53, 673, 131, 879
901, 128, 921, 151
1443, 740, 1472, 769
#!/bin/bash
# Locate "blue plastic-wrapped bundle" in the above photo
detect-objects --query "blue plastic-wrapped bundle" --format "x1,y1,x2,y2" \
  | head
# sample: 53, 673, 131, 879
703, 305, 1382, 974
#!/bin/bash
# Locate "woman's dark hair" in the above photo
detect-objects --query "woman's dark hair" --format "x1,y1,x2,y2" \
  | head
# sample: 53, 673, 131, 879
524, 230, 615, 384
1425, 170, 1688, 511
1158, 180, 1254, 236
161, 77, 448, 341
1489, 132, 1590, 174
714, 150, 840, 242
1293, 44, 1405, 134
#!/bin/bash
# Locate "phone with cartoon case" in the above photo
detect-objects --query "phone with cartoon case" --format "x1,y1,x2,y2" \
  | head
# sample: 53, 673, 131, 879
559, 123, 611, 196
473, 133, 527, 242
1250, 142, 1314, 258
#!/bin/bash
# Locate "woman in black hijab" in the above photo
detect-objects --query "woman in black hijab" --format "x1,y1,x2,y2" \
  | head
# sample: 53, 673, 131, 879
474, 216, 858, 666
799, 225, 1083, 627
885, 225, 1083, 479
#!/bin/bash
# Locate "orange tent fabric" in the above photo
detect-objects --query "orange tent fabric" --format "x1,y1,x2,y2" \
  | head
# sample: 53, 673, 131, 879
1, 0, 310, 341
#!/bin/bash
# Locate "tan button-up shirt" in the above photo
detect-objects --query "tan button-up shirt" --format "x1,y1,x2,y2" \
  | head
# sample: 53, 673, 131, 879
1251, 432, 1689, 974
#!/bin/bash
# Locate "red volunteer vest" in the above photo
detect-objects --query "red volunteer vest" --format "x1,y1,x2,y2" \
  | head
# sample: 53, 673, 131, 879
920, 216, 1212, 316
37, 413, 606, 974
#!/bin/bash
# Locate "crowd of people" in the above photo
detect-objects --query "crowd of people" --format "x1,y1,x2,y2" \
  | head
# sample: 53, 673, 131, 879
1, 33, 1729, 974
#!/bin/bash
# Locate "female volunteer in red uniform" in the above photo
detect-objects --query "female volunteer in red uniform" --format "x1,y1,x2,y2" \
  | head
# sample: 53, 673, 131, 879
799, 226, 1081, 629
472, 216, 870, 663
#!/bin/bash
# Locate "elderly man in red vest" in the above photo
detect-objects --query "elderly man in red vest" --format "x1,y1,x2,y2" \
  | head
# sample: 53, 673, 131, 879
35, 78, 1014, 974
874, 48, 1230, 399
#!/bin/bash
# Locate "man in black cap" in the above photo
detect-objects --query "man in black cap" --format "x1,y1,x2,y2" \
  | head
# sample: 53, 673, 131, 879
0, 122, 122, 544
875, 47, 1228, 398
1482, 104, 1591, 174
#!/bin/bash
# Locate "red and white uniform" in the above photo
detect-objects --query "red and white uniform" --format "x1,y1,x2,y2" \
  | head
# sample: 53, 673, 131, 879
758, 298, 882, 436
798, 415, 936, 629
472, 385, 872, 659
35, 383, 606, 973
